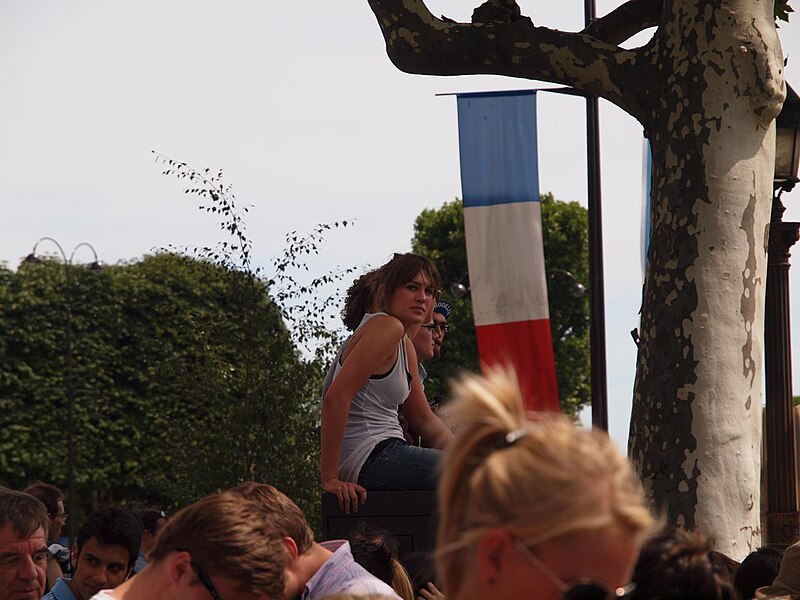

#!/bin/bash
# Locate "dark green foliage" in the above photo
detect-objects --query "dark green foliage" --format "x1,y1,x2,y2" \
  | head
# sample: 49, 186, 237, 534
0, 254, 321, 522
411, 194, 589, 414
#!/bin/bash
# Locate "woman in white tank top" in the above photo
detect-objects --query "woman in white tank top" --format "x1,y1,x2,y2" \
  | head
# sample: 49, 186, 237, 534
321, 253, 454, 513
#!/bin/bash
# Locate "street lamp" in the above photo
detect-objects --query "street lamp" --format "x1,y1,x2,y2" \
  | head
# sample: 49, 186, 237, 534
764, 82, 800, 547
23, 237, 102, 546
775, 84, 800, 196
548, 268, 587, 298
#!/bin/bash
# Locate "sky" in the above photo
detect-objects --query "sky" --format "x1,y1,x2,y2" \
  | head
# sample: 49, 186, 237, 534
2, 1, 799, 450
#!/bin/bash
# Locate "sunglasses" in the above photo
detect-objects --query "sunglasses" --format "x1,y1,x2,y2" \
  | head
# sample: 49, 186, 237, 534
513, 540, 636, 600
176, 548, 223, 600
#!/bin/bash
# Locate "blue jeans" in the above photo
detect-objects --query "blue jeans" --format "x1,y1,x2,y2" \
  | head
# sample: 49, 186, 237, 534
357, 438, 442, 491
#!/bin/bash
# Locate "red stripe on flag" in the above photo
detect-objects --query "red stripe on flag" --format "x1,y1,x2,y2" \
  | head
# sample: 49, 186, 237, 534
475, 319, 560, 412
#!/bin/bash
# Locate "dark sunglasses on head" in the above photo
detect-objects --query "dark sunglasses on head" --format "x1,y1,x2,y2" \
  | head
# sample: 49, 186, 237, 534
175, 548, 223, 600
513, 540, 636, 600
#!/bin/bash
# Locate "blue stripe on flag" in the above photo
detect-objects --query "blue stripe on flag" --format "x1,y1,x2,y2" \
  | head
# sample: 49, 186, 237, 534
456, 91, 539, 207
642, 140, 652, 273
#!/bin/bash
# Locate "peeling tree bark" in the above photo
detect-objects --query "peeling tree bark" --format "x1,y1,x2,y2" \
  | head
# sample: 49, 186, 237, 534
366, 0, 786, 557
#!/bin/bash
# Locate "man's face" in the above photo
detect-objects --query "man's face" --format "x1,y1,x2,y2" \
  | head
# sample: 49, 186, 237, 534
412, 322, 436, 362
0, 525, 47, 600
432, 312, 448, 360
69, 537, 131, 600
141, 517, 167, 554
50, 500, 67, 542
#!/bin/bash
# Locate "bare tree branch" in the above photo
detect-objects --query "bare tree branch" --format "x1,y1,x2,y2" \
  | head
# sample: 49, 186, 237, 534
366, 0, 646, 118
582, 0, 664, 45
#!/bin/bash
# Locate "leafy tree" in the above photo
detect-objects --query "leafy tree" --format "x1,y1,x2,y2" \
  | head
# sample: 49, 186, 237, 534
0, 253, 323, 524
411, 194, 589, 414
365, 0, 793, 555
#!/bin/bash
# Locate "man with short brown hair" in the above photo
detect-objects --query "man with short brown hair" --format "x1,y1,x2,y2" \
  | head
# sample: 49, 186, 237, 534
230, 482, 400, 600
89, 491, 285, 600
0, 490, 50, 600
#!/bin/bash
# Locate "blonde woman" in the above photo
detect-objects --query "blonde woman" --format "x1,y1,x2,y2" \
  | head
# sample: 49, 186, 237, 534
437, 368, 654, 600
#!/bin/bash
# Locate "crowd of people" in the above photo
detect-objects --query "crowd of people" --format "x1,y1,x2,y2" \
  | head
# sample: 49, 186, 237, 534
1, 252, 797, 600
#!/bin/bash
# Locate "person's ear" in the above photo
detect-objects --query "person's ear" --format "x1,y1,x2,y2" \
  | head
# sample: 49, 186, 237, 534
71, 543, 79, 569
168, 551, 193, 586
476, 529, 512, 586
283, 537, 299, 562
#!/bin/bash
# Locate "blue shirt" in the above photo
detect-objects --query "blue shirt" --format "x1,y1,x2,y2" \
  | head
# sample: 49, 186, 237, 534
42, 578, 78, 600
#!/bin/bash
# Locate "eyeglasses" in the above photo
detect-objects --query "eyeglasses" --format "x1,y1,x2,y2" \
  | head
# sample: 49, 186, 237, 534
513, 540, 636, 600
0, 549, 50, 570
432, 322, 449, 333
176, 548, 223, 600
420, 324, 437, 332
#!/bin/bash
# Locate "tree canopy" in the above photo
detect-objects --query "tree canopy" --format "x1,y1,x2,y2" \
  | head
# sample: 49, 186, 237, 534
0, 253, 322, 522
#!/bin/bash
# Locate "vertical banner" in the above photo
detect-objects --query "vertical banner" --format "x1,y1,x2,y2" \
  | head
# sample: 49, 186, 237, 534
455, 91, 559, 411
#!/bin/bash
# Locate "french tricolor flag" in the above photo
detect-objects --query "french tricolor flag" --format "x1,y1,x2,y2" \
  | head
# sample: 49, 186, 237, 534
456, 91, 560, 411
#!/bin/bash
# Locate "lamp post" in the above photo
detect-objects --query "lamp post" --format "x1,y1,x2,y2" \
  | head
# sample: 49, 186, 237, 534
24, 237, 102, 546
583, 0, 609, 431
765, 83, 800, 547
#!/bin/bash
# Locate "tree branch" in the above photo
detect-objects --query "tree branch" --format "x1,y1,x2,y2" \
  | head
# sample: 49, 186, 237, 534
366, 0, 646, 118
582, 0, 663, 45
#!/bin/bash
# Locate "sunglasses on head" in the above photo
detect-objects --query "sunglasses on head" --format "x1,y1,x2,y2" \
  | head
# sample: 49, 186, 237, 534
513, 540, 636, 600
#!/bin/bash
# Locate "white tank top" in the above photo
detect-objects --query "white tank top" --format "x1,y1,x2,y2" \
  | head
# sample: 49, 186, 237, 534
322, 313, 411, 482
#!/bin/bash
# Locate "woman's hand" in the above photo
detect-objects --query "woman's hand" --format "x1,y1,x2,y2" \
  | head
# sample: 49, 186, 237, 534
417, 581, 445, 600
323, 477, 367, 514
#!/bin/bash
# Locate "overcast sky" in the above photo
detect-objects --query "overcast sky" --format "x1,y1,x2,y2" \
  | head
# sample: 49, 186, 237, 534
2, 1, 799, 449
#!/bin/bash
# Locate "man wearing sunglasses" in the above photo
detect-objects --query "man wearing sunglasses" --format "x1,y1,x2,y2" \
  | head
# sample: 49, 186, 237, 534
0, 490, 50, 600
431, 300, 451, 361
88, 491, 285, 600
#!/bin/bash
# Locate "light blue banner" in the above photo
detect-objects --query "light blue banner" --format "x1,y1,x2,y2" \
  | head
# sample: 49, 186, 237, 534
456, 91, 539, 207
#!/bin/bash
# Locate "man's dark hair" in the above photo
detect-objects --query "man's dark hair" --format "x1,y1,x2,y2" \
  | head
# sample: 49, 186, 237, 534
735, 546, 784, 600
22, 482, 63, 517
134, 508, 165, 534
0, 491, 50, 539
347, 524, 400, 586
631, 529, 738, 600
76, 507, 143, 570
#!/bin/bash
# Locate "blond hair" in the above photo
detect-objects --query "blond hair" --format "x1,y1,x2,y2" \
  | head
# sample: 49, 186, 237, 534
437, 367, 654, 597
391, 557, 415, 600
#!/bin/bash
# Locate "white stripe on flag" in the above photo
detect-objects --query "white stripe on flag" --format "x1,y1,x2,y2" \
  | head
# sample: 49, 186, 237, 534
464, 201, 549, 326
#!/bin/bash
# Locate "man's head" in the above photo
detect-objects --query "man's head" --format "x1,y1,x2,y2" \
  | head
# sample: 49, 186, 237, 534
0, 491, 49, 600
134, 508, 167, 556
69, 507, 143, 600
412, 322, 436, 363
22, 483, 65, 542
432, 300, 452, 360
147, 490, 288, 600
228, 482, 315, 598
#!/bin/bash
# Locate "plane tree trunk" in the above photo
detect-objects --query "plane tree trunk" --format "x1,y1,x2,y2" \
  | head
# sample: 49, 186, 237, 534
365, 0, 786, 557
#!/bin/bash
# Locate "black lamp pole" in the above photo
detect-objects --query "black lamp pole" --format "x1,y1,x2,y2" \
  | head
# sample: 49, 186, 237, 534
765, 82, 800, 547
584, 0, 609, 430
25, 238, 102, 546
